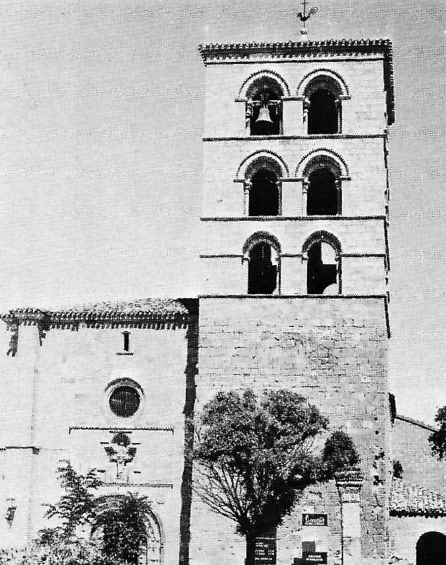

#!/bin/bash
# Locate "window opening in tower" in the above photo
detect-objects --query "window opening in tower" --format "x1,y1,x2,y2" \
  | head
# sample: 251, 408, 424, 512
308, 89, 338, 134
249, 169, 279, 216
248, 242, 277, 294
307, 168, 339, 215
250, 89, 282, 136
307, 241, 338, 294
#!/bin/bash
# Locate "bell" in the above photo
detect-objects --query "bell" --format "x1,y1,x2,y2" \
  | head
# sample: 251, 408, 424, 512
255, 105, 273, 125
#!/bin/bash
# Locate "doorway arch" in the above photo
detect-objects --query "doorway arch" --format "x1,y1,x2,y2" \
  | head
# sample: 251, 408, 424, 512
417, 531, 446, 565
93, 495, 164, 565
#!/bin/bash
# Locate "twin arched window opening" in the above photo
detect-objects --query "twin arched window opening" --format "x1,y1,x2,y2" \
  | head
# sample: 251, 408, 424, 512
244, 231, 341, 295
243, 155, 343, 217
243, 73, 344, 136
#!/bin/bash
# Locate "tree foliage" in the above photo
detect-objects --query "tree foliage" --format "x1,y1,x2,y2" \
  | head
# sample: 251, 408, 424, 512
20, 461, 153, 565
45, 460, 102, 539
429, 406, 446, 460
0, 537, 126, 565
193, 389, 359, 539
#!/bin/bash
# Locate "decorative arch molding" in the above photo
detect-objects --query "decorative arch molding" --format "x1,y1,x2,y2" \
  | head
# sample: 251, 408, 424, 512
238, 69, 291, 99
295, 148, 349, 179
92, 495, 164, 564
242, 231, 281, 258
237, 150, 289, 180
296, 68, 350, 99
302, 230, 342, 256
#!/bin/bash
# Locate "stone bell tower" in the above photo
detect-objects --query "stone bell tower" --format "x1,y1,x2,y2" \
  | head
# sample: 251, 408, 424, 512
194, 39, 394, 564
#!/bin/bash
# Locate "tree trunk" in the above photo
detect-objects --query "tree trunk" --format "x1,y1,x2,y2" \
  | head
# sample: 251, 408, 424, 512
245, 533, 256, 565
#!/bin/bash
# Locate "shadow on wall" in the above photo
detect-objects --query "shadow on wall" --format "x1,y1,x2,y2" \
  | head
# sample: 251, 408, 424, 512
178, 299, 199, 565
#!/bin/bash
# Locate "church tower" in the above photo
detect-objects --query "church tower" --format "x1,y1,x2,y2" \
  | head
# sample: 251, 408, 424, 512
195, 39, 394, 564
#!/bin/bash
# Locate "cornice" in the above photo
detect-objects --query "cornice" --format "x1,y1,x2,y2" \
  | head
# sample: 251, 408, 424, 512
1, 299, 192, 330
198, 39, 393, 61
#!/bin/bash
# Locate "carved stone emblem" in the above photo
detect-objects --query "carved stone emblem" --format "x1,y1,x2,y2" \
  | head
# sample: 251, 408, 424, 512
104, 432, 137, 481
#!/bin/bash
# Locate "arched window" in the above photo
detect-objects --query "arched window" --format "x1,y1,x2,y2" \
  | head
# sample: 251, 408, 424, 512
244, 233, 280, 295
249, 169, 279, 216
241, 154, 285, 217
304, 232, 341, 295
307, 166, 340, 215
417, 532, 446, 565
303, 75, 343, 135
246, 76, 283, 136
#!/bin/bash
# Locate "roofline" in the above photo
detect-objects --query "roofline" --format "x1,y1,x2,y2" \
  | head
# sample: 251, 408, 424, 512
198, 38, 394, 125
0, 299, 196, 330
395, 414, 436, 433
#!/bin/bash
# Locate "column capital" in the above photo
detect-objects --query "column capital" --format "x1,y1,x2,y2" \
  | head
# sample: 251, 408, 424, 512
335, 467, 363, 503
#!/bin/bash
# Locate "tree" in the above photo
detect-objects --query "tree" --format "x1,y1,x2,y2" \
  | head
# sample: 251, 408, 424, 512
193, 389, 359, 565
92, 493, 152, 565
37, 461, 153, 564
429, 406, 446, 459
45, 460, 102, 539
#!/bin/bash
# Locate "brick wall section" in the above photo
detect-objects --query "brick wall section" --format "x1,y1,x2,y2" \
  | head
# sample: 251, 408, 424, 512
191, 296, 390, 564
392, 416, 446, 491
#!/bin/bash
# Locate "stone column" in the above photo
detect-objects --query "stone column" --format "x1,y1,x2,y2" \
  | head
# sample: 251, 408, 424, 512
243, 180, 252, 216
335, 468, 363, 565
335, 179, 342, 215
302, 179, 309, 215
303, 97, 310, 134
335, 98, 342, 133
276, 180, 282, 215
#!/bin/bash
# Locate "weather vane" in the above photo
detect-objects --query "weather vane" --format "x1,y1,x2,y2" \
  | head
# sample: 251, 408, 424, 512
297, 0, 318, 38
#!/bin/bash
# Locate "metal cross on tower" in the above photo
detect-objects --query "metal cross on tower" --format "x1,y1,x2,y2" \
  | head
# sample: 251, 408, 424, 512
297, 0, 318, 38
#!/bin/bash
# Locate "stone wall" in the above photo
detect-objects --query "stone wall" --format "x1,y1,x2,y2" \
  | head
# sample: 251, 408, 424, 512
203, 59, 388, 138
0, 313, 198, 565
201, 138, 388, 218
191, 296, 390, 564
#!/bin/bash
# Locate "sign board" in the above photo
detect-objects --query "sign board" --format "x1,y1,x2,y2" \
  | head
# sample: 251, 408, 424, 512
302, 514, 328, 527
254, 533, 276, 564
303, 552, 327, 564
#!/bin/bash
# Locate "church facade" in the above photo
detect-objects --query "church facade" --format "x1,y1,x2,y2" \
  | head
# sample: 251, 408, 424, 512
1, 38, 446, 565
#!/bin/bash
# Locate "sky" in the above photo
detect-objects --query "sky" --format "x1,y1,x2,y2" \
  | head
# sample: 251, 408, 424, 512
0, 0, 445, 423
